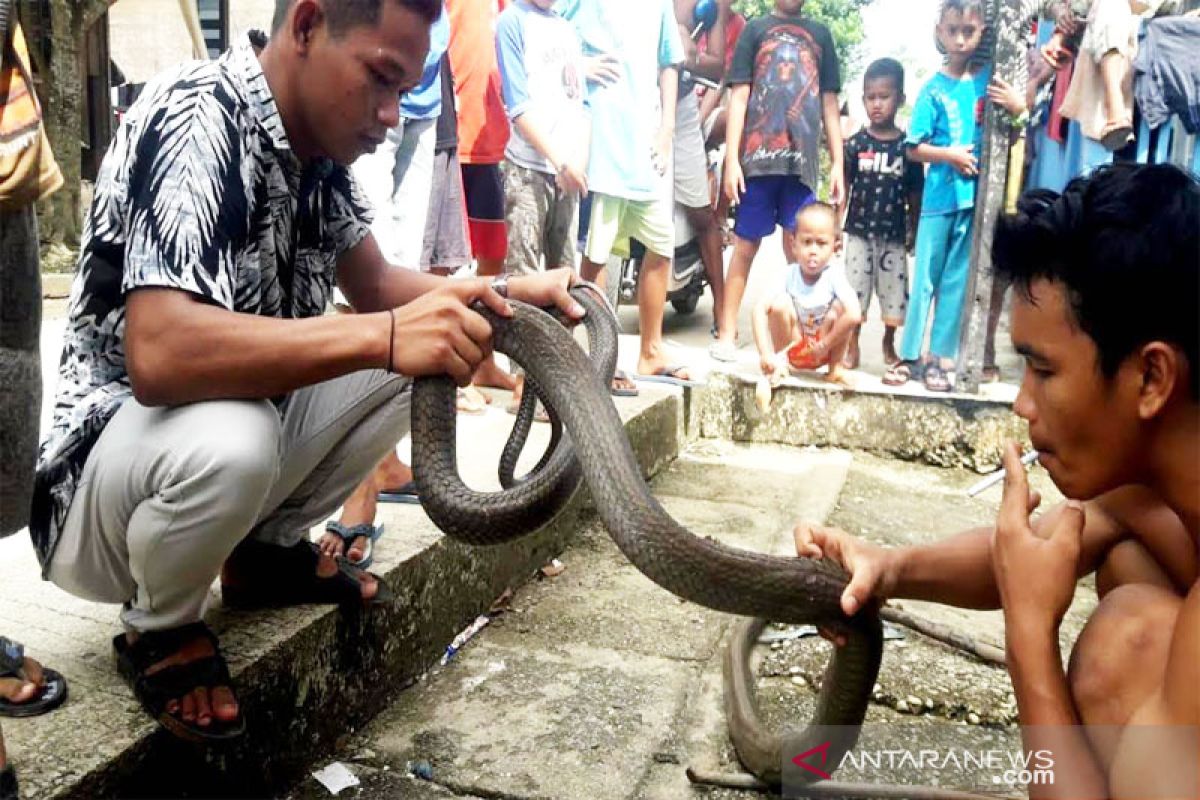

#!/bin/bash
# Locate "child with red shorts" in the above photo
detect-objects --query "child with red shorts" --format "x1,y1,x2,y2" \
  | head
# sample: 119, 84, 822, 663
751, 203, 861, 408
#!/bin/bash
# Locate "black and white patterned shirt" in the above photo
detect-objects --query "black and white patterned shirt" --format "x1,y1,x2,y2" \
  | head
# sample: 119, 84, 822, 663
31, 37, 372, 571
843, 129, 924, 244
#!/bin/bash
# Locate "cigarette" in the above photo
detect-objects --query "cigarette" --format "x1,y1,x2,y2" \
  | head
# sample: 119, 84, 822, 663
967, 450, 1040, 497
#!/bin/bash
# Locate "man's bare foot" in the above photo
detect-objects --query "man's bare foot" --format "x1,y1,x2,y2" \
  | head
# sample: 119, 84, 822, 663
473, 358, 517, 392
126, 633, 240, 730
0, 656, 44, 706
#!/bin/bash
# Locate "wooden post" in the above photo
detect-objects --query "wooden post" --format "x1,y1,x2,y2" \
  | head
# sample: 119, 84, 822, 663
955, 0, 1026, 393
81, 8, 111, 181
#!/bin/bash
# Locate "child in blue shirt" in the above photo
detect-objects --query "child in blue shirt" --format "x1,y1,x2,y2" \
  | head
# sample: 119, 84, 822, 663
884, 0, 1025, 392
559, 0, 698, 390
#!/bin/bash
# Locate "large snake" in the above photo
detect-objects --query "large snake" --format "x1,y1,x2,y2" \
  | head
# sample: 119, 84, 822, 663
410, 287, 883, 787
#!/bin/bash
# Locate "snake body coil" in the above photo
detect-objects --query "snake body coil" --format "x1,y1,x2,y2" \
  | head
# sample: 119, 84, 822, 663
411, 289, 883, 785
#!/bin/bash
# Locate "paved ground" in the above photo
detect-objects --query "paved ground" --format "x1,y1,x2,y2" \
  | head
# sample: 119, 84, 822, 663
284, 443, 1088, 800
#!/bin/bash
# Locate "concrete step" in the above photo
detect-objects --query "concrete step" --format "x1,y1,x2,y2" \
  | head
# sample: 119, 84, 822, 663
3, 385, 685, 800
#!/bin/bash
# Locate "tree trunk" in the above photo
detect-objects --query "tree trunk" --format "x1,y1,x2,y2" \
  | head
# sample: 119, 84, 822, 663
36, 0, 111, 248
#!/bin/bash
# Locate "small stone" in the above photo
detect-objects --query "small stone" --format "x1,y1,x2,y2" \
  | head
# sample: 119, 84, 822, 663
906, 695, 922, 709
924, 698, 934, 710
771, 641, 782, 650
791, 676, 805, 686
653, 752, 681, 764
872, 683, 881, 694
968, 712, 981, 725
896, 699, 910, 713
789, 666, 802, 676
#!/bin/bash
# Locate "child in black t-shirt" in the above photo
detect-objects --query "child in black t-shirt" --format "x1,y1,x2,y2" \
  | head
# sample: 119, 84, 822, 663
841, 57, 924, 369
710, 0, 843, 363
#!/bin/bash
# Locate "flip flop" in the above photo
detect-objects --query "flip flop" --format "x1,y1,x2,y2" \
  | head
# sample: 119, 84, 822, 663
0, 637, 68, 718
708, 340, 738, 362
923, 363, 952, 393
882, 360, 917, 387
1100, 118, 1134, 151
633, 365, 705, 389
610, 368, 639, 398
378, 480, 420, 504
323, 521, 384, 570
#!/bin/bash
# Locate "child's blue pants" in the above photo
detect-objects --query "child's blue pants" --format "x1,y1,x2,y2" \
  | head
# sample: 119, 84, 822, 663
899, 208, 974, 362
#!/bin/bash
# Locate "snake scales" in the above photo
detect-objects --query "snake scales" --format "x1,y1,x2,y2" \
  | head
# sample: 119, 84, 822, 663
409, 287, 883, 786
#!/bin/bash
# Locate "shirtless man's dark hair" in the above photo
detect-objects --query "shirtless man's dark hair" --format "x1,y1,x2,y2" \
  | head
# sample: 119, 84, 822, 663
995, 163, 1198, 397
793, 163, 1199, 797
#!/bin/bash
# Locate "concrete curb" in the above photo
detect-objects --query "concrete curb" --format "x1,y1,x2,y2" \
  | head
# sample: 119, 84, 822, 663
694, 372, 1029, 472
34, 391, 683, 799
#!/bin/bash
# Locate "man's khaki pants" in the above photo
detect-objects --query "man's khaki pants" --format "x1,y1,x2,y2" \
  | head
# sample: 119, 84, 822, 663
48, 370, 410, 633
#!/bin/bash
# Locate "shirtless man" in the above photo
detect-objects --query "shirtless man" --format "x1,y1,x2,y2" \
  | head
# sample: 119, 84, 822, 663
794, 163, 1198, 798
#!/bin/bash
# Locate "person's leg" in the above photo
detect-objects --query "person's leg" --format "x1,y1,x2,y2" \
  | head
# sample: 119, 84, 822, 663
0, 205, 40, 535
316, 450, 414, 562
421, 147, 472, 275
714, 176, 778, 352
673, 92, 727, 337
927, 209, 975, 369
371, 118, 437, 268
983, 269, 1011, 381
500, 160, 554, 405
897, 213, 950, 364
501, 160, 549, 278
462, 162, 509, 278
687, 204, 726, 335
247, 370, 410, 553
628, 195, 690, 378
817, 304, 853, 386
764, 295, 800, 355
462, 162, 515, 390
842, 233, 873, 370
543, 177, 580, 273
876, 239, 909, 367
47, 397, 285, 729
1067, 581, 1182, 766
578, 195, 638, 394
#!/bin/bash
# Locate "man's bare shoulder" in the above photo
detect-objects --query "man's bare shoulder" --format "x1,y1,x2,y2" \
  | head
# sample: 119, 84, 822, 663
1089, 486, 1198, 590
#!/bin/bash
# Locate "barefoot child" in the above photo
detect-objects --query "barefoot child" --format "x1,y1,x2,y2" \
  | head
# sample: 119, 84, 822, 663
841, 57, 924, 370
752, 203, 861, 408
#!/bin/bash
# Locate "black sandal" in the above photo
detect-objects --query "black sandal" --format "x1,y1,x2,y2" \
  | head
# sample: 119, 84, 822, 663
923, 363, 952, 393
1, 765, 16, 800
221, 539, 393, 610
0, 637, 68, 718
112, 622, 245, 743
